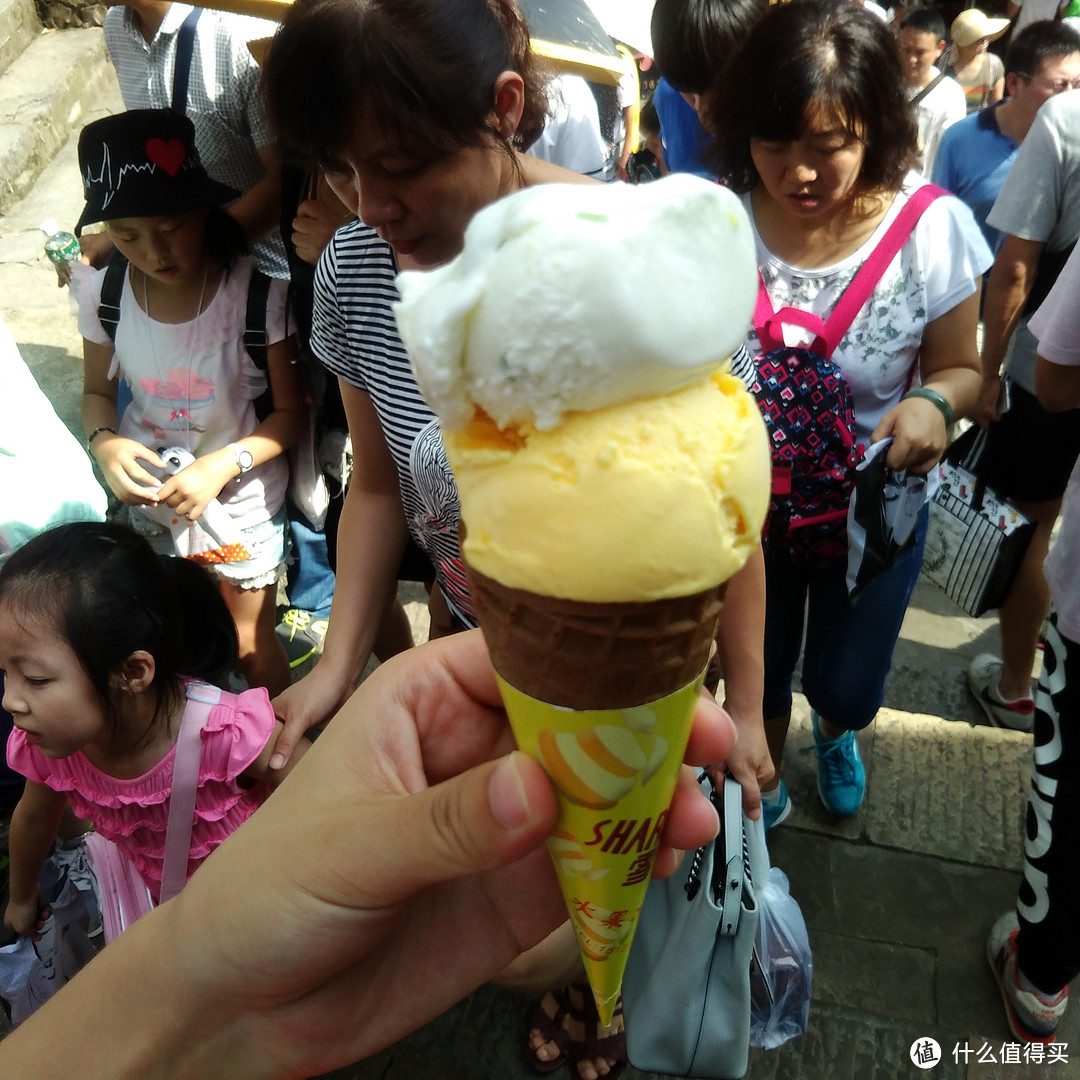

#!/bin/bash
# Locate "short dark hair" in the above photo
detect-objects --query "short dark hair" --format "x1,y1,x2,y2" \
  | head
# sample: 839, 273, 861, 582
1006, 19, 1080, 79
0, 522, 237, 743
709, 0, 917, 193
900, 7, 946, 41
262, 0, 550, 170
650, 0, 767, 94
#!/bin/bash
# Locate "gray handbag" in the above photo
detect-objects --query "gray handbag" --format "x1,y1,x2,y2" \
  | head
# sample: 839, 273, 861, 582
622, 775, 760, 1079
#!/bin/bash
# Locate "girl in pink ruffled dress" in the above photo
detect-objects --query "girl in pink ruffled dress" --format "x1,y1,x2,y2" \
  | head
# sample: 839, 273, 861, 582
0, 522, 309, 939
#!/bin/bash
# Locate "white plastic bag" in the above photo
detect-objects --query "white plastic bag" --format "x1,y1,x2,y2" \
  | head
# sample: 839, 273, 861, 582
0, 839, 103, 1026
749, 864, 813, 1049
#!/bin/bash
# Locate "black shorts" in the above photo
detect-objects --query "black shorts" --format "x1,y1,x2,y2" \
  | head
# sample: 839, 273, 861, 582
981, 384, 1080, 505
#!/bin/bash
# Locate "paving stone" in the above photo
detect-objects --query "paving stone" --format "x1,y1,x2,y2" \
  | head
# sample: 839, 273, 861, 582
866, 711, 1030, 871
810, 928, 936, 1025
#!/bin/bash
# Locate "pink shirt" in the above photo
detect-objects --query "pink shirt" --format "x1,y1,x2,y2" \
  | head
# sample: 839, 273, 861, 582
7, 681, 275, 902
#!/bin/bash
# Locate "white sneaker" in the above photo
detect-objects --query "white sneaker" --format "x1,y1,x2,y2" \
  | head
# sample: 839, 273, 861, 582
968, 654, 1035, 732
987, 912, 1068, 1043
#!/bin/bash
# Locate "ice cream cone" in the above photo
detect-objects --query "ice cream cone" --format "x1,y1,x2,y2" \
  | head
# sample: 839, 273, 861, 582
394, 177, 768, 1026
467, 562, 723, 1022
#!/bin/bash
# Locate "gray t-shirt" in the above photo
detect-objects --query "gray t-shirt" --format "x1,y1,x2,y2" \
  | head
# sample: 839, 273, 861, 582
987, 93, 1080, 390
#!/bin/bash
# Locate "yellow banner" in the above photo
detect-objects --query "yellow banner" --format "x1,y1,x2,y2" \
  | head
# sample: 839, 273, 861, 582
496, 672, 704, 1024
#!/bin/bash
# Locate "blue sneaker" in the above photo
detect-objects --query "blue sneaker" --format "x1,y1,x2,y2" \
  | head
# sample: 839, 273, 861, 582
810, 712, 865, 816
761, 780, 792, 830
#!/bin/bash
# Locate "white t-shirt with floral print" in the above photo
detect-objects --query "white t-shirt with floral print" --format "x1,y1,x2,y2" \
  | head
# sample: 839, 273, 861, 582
739, 173, 993, 449
73, 256, 291, 531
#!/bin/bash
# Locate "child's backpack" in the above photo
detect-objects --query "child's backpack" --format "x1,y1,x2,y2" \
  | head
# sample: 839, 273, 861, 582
97, 255, 275, 420
749, 183, 945, 568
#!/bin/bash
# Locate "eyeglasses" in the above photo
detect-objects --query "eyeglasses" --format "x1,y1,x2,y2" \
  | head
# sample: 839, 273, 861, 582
1022, 75, 1080, 93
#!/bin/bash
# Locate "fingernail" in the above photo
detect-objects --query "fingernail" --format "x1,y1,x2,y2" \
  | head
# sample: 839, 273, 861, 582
489, 752, 531, 830
269, 753, 285, 770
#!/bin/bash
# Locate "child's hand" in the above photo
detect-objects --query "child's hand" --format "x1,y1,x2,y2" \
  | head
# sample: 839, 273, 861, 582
155, 451, 238, 521
4, 891, 45, 940
92, 436, 166, 505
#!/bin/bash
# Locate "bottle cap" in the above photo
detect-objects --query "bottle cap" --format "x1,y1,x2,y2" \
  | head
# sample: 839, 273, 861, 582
39, 218, 60, 236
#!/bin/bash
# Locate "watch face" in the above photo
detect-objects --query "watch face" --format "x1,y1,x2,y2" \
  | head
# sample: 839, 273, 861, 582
237, 449, 253, 471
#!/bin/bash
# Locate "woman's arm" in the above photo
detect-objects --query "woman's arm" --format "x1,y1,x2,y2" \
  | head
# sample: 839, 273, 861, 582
977, 234, 1044, 425
243, 721, 311, 787
1035, 353, 1080, 412
709, 544, 771, 819
269, 379, 412, 764
872, 290, 983, 473
82, 338, 166, 504
155, 337, 307, 522
4, 781, 70, 936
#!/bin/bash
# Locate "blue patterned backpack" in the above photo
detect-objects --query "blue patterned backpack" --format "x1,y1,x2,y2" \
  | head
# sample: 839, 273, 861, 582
750, 184, 944, 567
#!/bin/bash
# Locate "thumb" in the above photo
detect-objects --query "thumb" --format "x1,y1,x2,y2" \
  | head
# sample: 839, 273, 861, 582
269, 715, 307, 771
387, 751, 558, 899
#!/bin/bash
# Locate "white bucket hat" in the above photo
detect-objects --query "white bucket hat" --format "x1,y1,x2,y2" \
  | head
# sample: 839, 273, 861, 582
951, 8, 1011, 47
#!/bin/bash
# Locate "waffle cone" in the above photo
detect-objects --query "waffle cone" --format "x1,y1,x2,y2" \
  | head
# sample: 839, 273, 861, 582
465, 563, 724, 709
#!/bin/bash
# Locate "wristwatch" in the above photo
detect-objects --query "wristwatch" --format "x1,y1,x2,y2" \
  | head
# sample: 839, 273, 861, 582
228, 442, 254, 479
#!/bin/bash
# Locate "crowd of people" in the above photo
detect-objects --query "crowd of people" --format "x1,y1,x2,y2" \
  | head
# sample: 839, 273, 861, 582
0, 0, 1078, 1073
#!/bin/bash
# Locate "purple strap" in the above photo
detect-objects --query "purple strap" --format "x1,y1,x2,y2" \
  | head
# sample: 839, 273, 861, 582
159, 682, 221, 904
754, 184, 947, 357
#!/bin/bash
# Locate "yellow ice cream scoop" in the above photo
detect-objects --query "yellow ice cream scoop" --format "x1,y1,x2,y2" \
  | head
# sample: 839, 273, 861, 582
444, 372, 770, 603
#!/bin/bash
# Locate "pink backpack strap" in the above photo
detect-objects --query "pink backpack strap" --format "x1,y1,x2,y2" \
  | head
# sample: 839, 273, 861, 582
159, 681, 221, 904
754, 183, 947, 357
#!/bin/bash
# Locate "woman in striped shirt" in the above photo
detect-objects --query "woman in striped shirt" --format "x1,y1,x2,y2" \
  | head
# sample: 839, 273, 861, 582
262, 0, 590, 750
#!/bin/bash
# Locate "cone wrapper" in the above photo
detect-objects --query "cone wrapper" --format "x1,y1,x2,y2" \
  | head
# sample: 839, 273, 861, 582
467, 564, 724, 1023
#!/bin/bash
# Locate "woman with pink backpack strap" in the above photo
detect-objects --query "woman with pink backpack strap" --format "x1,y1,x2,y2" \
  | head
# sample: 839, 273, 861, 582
708, 0, 992, 826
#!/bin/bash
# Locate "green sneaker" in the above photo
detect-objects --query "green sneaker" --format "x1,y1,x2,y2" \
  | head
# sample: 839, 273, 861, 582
276, 608, 328, 668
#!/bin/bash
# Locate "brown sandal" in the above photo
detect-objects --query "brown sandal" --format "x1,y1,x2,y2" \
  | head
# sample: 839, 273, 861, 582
527, 983, 626, 1078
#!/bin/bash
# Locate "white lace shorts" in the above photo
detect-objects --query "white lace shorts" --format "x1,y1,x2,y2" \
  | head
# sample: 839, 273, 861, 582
126, 503, 289, 590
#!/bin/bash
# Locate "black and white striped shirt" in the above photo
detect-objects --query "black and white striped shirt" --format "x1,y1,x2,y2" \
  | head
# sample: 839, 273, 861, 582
311, 223, 475, 626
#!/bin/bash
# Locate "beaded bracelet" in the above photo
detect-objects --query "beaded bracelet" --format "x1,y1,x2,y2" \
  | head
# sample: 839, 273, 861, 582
902, 388, 953, 428
86, 426, 118, 455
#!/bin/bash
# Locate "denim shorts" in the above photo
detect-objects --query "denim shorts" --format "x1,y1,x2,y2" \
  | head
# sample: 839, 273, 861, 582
127, 503, 289, 591
761, 507, 928, 730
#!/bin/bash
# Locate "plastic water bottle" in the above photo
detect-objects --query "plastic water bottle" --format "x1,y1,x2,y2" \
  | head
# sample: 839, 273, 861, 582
40, 218, 82, 266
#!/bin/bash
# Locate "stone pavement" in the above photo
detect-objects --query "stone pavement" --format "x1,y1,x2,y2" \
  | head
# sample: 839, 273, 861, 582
1, 23, 1078, 1080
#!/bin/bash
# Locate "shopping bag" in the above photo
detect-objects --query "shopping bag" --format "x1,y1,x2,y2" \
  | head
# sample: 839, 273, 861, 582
846, 438, 926, 601
0, 839, 103, 1025
749, 865, 813, 1050
922, 457, 1034, 617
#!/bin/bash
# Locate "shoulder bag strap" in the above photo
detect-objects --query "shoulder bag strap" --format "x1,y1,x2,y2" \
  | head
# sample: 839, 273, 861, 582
98, 256, 128, 344
244, 268, 275, 421
754, 185, 945, 358
159, 681, 221, 904
171, 7, 203, 114
815, 183, 947, 356
911, 70, 947, 108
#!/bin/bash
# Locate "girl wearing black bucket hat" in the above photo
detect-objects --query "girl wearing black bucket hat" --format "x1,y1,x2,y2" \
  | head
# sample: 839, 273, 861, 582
72, 108, 305, 698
